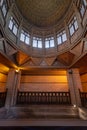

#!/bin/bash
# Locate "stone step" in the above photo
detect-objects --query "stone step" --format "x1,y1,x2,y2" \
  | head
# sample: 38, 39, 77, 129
78, 107, 87, 120
0, 105, 80, 119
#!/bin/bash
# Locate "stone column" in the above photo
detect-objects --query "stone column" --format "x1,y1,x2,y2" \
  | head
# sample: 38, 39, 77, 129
5, 69, 21, 108
67, 68, 82, 107
11, 70, 21, 106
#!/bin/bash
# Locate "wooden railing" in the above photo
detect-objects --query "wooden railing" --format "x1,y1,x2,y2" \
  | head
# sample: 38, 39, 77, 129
79, 92, 87, 107
0, 91, 7, 107
17, 91, 71, 105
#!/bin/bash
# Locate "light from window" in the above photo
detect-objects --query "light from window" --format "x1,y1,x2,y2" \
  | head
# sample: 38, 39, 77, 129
33, 39, 37, 47
13, 25, 18, 35
80, 0, 86, 17
9, 19, 13, 30
45, 40, 49, 48
38, 40, 42, 48
32, 37, 42, 48
69, 17, 78, 36
8, 17, 18, 36
83, 0, 87, 6
50, 39, 55, 47
80, 5, 85, 16
57, 30, 67, 45
45, 37, 55, 48
20, 33, 25, 42
57, 36, 62, 44
2, 4, 6, 17
0, 0, 7, 17
69, 25, 74, 36
25, 36, 29, 45
74, 20, 78, 30
62, 33, 67, 42
20, 30, 30, 45
0, 0, 3, 6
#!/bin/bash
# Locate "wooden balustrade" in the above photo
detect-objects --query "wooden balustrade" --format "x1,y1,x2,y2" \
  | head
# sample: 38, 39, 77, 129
17, 91, 71, 105
0, 91, 7, 107
79, 92, 87, 107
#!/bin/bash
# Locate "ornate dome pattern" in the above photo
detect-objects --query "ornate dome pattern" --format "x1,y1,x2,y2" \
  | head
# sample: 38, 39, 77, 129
16, 0, 71, 27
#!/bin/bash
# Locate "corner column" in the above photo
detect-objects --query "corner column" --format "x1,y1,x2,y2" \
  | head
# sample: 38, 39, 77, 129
5, 69, 21, 109
67, 68, 82, 107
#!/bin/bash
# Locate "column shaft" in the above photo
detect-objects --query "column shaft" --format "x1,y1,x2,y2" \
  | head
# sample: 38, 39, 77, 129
67, 69, 82, 106
5, 69, 21, 108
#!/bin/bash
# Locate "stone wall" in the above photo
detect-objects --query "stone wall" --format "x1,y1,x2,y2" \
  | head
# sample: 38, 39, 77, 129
81, 73, 87, 92
20, 75, 68, 92
0, 73, 7, 92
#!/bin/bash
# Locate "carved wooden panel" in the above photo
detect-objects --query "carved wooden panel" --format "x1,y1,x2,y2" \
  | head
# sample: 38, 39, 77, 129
57, 51, 75, 66
16, 51, 29, 65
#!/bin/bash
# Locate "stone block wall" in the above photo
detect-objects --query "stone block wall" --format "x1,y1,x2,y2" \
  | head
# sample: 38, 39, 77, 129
0, 73, 7, 92
81, 73, 87, 92
20, 75, 68, 92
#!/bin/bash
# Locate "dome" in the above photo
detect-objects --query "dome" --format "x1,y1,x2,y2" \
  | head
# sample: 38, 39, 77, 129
0, 1, 87, 123
0, 0, 87, 74
15, 0, 72, 27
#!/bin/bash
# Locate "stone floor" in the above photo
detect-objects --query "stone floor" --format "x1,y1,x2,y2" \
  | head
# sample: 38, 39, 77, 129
0, 105, 87, 126
0, 105, 79, 119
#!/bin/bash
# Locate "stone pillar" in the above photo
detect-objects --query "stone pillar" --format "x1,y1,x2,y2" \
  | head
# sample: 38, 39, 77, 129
5, 69, 21, 108
67, 68, 82, 107
12, 70, 21, 106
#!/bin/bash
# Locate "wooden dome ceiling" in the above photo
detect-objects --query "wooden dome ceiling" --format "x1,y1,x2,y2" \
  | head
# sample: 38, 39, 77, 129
15, 0, 72, 27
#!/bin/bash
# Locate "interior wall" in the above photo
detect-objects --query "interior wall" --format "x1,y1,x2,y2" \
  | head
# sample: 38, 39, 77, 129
80, 73, 87, 92
0, 73, 7, 92
20, 75, 68, 92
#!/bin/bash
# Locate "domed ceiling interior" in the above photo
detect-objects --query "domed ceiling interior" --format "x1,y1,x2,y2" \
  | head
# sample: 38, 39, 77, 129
15, 0, 71, 27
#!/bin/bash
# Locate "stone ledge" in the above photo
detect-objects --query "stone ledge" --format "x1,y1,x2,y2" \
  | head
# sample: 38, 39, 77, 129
0, 105, 79, 120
